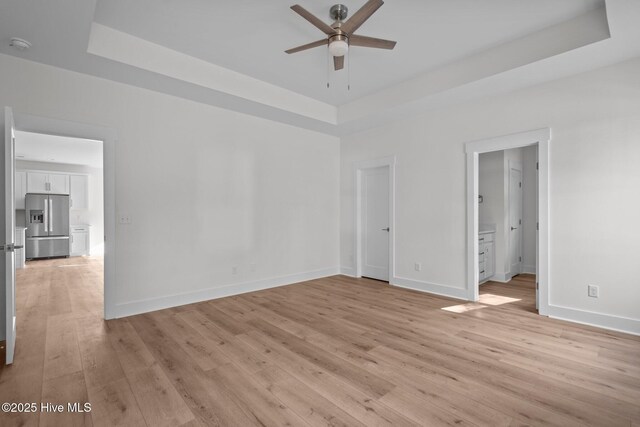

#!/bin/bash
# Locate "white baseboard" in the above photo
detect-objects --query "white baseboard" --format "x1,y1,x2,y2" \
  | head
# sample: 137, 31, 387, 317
115, 267, 340, 318
340, 266, 356, 277
491, 272, 511, 283
522, 265, 536, 274
547, 304, 640, 336
391, 276, 468, 300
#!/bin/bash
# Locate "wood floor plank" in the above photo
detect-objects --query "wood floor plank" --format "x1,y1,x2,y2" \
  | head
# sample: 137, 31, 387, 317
85, 377, 146, 427
126, 364, 195, 427
252, 366, 367, 427
40, 371, 93, 427
42, 314, 83, 381
206, 363, 310, 427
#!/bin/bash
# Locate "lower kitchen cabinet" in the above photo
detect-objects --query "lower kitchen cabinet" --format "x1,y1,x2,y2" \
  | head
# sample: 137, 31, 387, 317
70, 225, 90, 256
479, 231, 495, 283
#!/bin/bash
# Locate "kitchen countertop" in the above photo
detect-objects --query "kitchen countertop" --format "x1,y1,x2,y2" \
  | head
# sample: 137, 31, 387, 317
479, 224, 496, 234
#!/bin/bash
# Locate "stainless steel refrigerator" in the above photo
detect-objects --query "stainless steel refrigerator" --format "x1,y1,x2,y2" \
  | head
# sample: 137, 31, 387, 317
25, 193, 70, 259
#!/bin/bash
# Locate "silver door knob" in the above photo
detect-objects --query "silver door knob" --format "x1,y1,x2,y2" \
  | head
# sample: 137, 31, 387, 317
381, 227, 390, 232
511, 226, 518, 231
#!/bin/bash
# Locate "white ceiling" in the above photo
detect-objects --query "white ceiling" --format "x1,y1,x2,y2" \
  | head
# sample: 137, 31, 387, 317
93, 0, 604, 105
15, 131, 104, 168
1, 0, 639, 135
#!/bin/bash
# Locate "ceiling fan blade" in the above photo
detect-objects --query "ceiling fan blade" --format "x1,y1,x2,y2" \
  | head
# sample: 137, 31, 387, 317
291, 5, 335, 35
333, 55, 344, 70
349, 34, 396, 50
285, 39, 327, 54
341, 0, 384, 35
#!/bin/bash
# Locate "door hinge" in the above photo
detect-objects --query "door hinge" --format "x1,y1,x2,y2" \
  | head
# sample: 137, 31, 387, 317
536, 222, 539, 230
519, 256, 522, 262
519, 219, 522, 225
536, 282, 539, 290
519, 182, 522, 188
536, 162, 539, 170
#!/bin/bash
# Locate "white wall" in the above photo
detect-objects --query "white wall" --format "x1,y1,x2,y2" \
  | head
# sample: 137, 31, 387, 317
341, 57, 640, 332
16, 159, 104, 256
0, 53, 340, 325
522, 145, 537, 273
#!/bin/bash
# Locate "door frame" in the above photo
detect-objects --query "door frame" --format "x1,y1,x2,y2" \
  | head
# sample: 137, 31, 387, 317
465, 128, 550, 315
354, 156, 396, 281
5, 106, 16, 364
13, 112, 118, 319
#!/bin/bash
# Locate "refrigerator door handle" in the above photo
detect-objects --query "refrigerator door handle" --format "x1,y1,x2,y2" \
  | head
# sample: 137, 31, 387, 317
49, 198, 53, 232
44, 199, 48, 233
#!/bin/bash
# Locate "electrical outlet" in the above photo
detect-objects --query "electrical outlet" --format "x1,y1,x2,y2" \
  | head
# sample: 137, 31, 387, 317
588, 285, 599, 298
414, 262, 422, 272
232, 266, 238, 275
118, 214, 131, 224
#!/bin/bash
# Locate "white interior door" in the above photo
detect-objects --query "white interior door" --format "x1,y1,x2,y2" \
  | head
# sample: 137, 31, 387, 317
361, 166, 390, 281
509, 166, 523, 277
4, 106, 17, 364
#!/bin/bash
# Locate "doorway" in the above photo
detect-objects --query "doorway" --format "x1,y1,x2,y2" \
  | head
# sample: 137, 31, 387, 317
465, 128, 550, 315
3, 108, 116, 365
354, 156, 395, 282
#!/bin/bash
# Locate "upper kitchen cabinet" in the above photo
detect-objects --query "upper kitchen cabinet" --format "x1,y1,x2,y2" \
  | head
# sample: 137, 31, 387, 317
49, 173, 69, 194
15, 171, 26, 209
26, 172, 48, 193
69, 175, 89, 210
26, 172, 69, 194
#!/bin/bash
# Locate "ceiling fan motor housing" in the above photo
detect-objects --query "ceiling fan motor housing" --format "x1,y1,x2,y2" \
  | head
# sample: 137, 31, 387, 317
330, 4, 348, 21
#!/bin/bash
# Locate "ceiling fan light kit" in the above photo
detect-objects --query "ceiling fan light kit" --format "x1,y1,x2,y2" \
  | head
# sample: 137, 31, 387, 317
286, 0, 396, 71
328, 38, 348, 56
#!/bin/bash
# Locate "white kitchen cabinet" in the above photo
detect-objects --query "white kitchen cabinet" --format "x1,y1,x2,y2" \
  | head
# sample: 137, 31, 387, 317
26, 172, 69, 194
48, 173, 69, 194
478, 231, 495, 283
69, 175, 89, 210
70, 225, 90, 256
484, 240, 495, 279
27, 172, 48, 193
15, 171, 26, 209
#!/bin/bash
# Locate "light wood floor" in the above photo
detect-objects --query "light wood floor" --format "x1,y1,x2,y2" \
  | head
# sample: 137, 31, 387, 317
1, 258, 639, 426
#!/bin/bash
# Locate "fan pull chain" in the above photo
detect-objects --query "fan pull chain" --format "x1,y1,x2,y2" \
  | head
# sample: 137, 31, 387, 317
326, 49, 330, 89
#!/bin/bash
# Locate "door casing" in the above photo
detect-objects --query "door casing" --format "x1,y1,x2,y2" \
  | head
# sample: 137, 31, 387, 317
11, 111, 117, 320
465, 128, 550, 315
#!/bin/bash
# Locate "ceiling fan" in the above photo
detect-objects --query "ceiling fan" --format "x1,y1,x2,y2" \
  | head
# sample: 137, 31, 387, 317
285, 0, 397, 71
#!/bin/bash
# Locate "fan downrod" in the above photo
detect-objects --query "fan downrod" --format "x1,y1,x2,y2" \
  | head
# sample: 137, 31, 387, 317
330, 4, 348, 21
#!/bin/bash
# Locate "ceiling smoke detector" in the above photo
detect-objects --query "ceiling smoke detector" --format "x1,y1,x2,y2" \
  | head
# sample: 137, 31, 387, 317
9, 37, 32, 51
